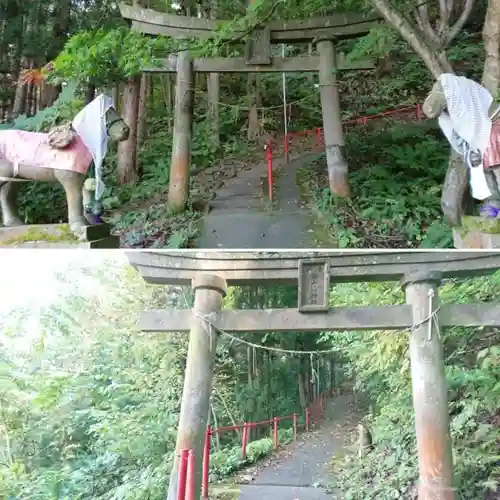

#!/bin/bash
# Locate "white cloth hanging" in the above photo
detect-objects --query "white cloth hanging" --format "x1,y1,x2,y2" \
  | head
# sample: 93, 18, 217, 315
72, 94, 115, 200
437, 74, 493, 200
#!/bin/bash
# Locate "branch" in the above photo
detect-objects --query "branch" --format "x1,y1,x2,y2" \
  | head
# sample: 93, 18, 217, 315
370, 0, 447, 78
446, 0, 476, 45
438, 0, 452, 36
415, 2, 440, 45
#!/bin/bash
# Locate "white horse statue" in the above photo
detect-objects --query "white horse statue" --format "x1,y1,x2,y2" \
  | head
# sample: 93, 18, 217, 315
0, 94, 129, 236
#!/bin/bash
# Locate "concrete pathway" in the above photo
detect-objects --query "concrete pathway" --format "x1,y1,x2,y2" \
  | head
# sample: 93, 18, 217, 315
238, 395, 360, 500
195, 153, 323, 249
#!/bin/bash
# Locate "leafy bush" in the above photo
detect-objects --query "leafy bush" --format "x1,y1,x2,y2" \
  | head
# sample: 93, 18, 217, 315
303, 121, 453, 248
52, 28, 173, 86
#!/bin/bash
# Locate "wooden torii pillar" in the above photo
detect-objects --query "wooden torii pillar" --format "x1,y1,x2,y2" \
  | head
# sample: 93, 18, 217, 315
166, 273, 227, 500
128, 251, 500, 500
119, 5, 378, 210
402, 271, 454, 499
315, 36, 349, 197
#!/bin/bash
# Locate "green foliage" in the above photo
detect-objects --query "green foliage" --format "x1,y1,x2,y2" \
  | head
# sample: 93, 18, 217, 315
301, 121, 453, 248
209, 429, 293, 481
0, 261, 184, 499
52, 28, 173, 86
0, 266, 322, 498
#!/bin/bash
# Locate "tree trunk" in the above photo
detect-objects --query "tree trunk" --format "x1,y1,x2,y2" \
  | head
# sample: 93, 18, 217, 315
482, 0, 500, 95
46, 0, 71, 106
112, 85, 120, 112
208, 0, 220, 148
116, 0, 145, 184
161, 75, 174, 133
246, 0, 261, 141
247, 74, 261, 141
10, 12, 24, 115
247, 346, 254, 441
85, 83, 96, 105
117, 75, 141, 184
298, 370, 307, 409
136, 73, 150, 169
12, 77, 26, 117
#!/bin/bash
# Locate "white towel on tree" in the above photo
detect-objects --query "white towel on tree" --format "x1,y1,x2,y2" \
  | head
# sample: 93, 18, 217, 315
437, 73, 493, 200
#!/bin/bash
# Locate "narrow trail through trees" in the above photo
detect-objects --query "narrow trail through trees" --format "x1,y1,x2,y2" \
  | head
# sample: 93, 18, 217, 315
195, 151, 322, 248
237, 395, 361, 500
194, 106, 425, 249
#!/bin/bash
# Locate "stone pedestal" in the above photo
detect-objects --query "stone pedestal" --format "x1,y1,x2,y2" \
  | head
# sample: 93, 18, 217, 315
0, 223, 120, 248
452, 216, 500, 249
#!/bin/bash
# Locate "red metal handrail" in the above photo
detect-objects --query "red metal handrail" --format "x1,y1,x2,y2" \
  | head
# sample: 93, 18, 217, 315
265, 103, 424, 199
201, 387, 334, 499
177, 397, 336, 498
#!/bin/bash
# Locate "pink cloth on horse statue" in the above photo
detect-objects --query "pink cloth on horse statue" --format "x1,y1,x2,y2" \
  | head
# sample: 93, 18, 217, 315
0, 130, 93, 176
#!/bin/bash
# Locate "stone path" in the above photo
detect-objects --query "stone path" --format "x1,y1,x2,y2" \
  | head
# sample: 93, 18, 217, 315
195, 152, 323, 249
237, 395, 360, 500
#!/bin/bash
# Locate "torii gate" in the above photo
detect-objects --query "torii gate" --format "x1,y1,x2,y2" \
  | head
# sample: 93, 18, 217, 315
127, 250, 500, 500
119, 5, 379, 210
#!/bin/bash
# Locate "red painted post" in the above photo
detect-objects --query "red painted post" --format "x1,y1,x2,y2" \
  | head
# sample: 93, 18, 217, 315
273, 417, 279, 450
293, 413, 297, 441
186, 450, 195, 500
266, 142, 273, 202
416, 103, 422, 120
202, 426, 210, 499
177, 449, 189, 500
241, 423, 248, 460
284, 134, 289, 163
363, 116, 368, 126
305, 407, 310, 432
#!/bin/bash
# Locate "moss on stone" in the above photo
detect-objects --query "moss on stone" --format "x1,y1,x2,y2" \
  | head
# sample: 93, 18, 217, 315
0, 224, 80, 246
460, 216, 500, 235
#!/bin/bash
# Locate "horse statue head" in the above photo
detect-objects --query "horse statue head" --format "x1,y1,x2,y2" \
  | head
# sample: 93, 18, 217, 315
422, 74, 500, 224
0, 93, 130, 238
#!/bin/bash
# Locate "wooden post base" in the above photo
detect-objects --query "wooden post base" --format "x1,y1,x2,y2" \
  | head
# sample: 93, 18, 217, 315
453, 216, 500, 249
0, 223, 120, 248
